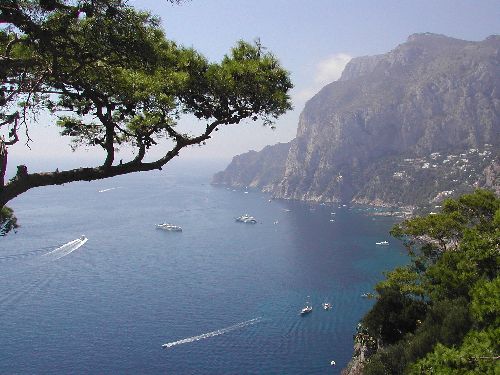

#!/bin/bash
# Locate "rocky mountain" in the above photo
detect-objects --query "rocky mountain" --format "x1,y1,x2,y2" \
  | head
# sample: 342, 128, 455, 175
213, 33, 500, 207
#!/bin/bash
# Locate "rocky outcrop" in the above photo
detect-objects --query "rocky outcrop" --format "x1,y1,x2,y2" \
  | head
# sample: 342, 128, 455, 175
482, 159, 500, 195
340, 343, 368, 375
213, 34, 500, 206
212, 142, 290, 190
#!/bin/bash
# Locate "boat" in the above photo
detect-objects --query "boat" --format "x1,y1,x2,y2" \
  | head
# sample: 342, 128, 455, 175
300, 298, 313, 315
235, 214, 257, 224
156, 223, 182, 231
361, 292, 375, 298
322, 302, 332, 310
375, 241, 389, 245
300, 304, 312, 315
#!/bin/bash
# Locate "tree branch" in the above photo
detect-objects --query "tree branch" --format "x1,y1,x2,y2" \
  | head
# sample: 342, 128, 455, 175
0, 145, 178, 207
0, 115, 228, 206
94, 103, 115, 167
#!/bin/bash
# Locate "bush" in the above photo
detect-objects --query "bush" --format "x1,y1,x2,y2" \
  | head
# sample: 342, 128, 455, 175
363, 287, 427, 344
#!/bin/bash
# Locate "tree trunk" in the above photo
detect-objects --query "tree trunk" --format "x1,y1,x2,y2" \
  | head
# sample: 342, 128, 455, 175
0, 138, 7, 194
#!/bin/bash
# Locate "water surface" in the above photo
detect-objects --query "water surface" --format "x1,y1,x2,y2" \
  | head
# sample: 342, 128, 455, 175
0, 161, 407, 374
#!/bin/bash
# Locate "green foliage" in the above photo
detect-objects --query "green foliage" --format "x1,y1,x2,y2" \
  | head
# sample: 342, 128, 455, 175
360, 190, 500, 374
447, 189, 500, 231
0, 206, 18, 236
377, 266, 425, 297
363, 287, 427, 344
391, 210, 465, 255
470, 277, 500, 327
425, 229, 499, 301
409, 328, 500, 375
363, 297, 473, 374
422, 298, 472, 346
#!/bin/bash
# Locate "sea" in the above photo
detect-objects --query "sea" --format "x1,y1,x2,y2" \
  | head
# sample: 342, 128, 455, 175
0, 160, 408, 374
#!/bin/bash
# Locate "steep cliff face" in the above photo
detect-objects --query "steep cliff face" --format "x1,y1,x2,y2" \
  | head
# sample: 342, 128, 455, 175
212, 142, 290, 190
214, 34, 500, 206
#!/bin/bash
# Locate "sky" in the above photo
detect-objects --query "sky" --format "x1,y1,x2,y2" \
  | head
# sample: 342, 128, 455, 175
6, 0, 500, 173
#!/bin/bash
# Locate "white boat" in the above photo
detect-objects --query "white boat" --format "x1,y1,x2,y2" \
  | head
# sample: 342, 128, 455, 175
156, 223, 182, 232
375, 241, 389, 245
235, 214, 257, 224
300, 298, 313, 315
322, 302, 332, 310
300, 304, 313, 315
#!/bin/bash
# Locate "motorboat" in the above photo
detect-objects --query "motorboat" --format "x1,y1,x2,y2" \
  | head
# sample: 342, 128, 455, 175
322, 302, 332, 310
375, 241, 389, 245
156, 223, 182, 232
300, 304, 313, 315
235, 214, 257, 224
300, 298, 313, 315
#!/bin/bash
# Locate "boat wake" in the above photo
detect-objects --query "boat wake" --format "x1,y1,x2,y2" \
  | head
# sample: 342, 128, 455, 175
0, 247, 53, 263
98, 187, 121, 193
43, 236, 88, 260
162, 317, 262, 349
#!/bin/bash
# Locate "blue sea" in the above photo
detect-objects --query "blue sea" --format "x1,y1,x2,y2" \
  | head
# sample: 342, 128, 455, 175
0, 160, 407, 374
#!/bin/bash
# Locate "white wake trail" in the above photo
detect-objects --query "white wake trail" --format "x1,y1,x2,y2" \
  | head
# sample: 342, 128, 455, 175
98, 187, 121, 193
43, 236, 88, 260
162, 317, 262, 349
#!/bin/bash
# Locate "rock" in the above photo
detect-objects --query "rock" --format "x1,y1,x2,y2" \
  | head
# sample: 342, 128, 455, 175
212, 142, 290, 190
213, 34, 500, 207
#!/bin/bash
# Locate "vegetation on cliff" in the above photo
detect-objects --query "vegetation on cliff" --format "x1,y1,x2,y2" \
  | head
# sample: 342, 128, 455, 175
355, 189, 499, 374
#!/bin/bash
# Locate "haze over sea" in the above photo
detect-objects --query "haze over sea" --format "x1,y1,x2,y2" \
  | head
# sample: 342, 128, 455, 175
0, 160, 407, 374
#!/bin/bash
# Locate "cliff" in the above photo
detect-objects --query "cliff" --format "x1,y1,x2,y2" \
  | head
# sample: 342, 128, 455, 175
213, 34, 500, 206
212, 142, 290, 190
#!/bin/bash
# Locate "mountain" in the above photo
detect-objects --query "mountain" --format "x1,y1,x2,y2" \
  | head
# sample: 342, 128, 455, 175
213, 33, 500, 207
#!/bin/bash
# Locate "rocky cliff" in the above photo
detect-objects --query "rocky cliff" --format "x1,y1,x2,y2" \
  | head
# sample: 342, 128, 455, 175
213, 34, 500, 206
212, 142, 290, 190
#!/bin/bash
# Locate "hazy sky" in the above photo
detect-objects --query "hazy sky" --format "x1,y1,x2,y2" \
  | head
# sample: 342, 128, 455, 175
7, 0, 500, 173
